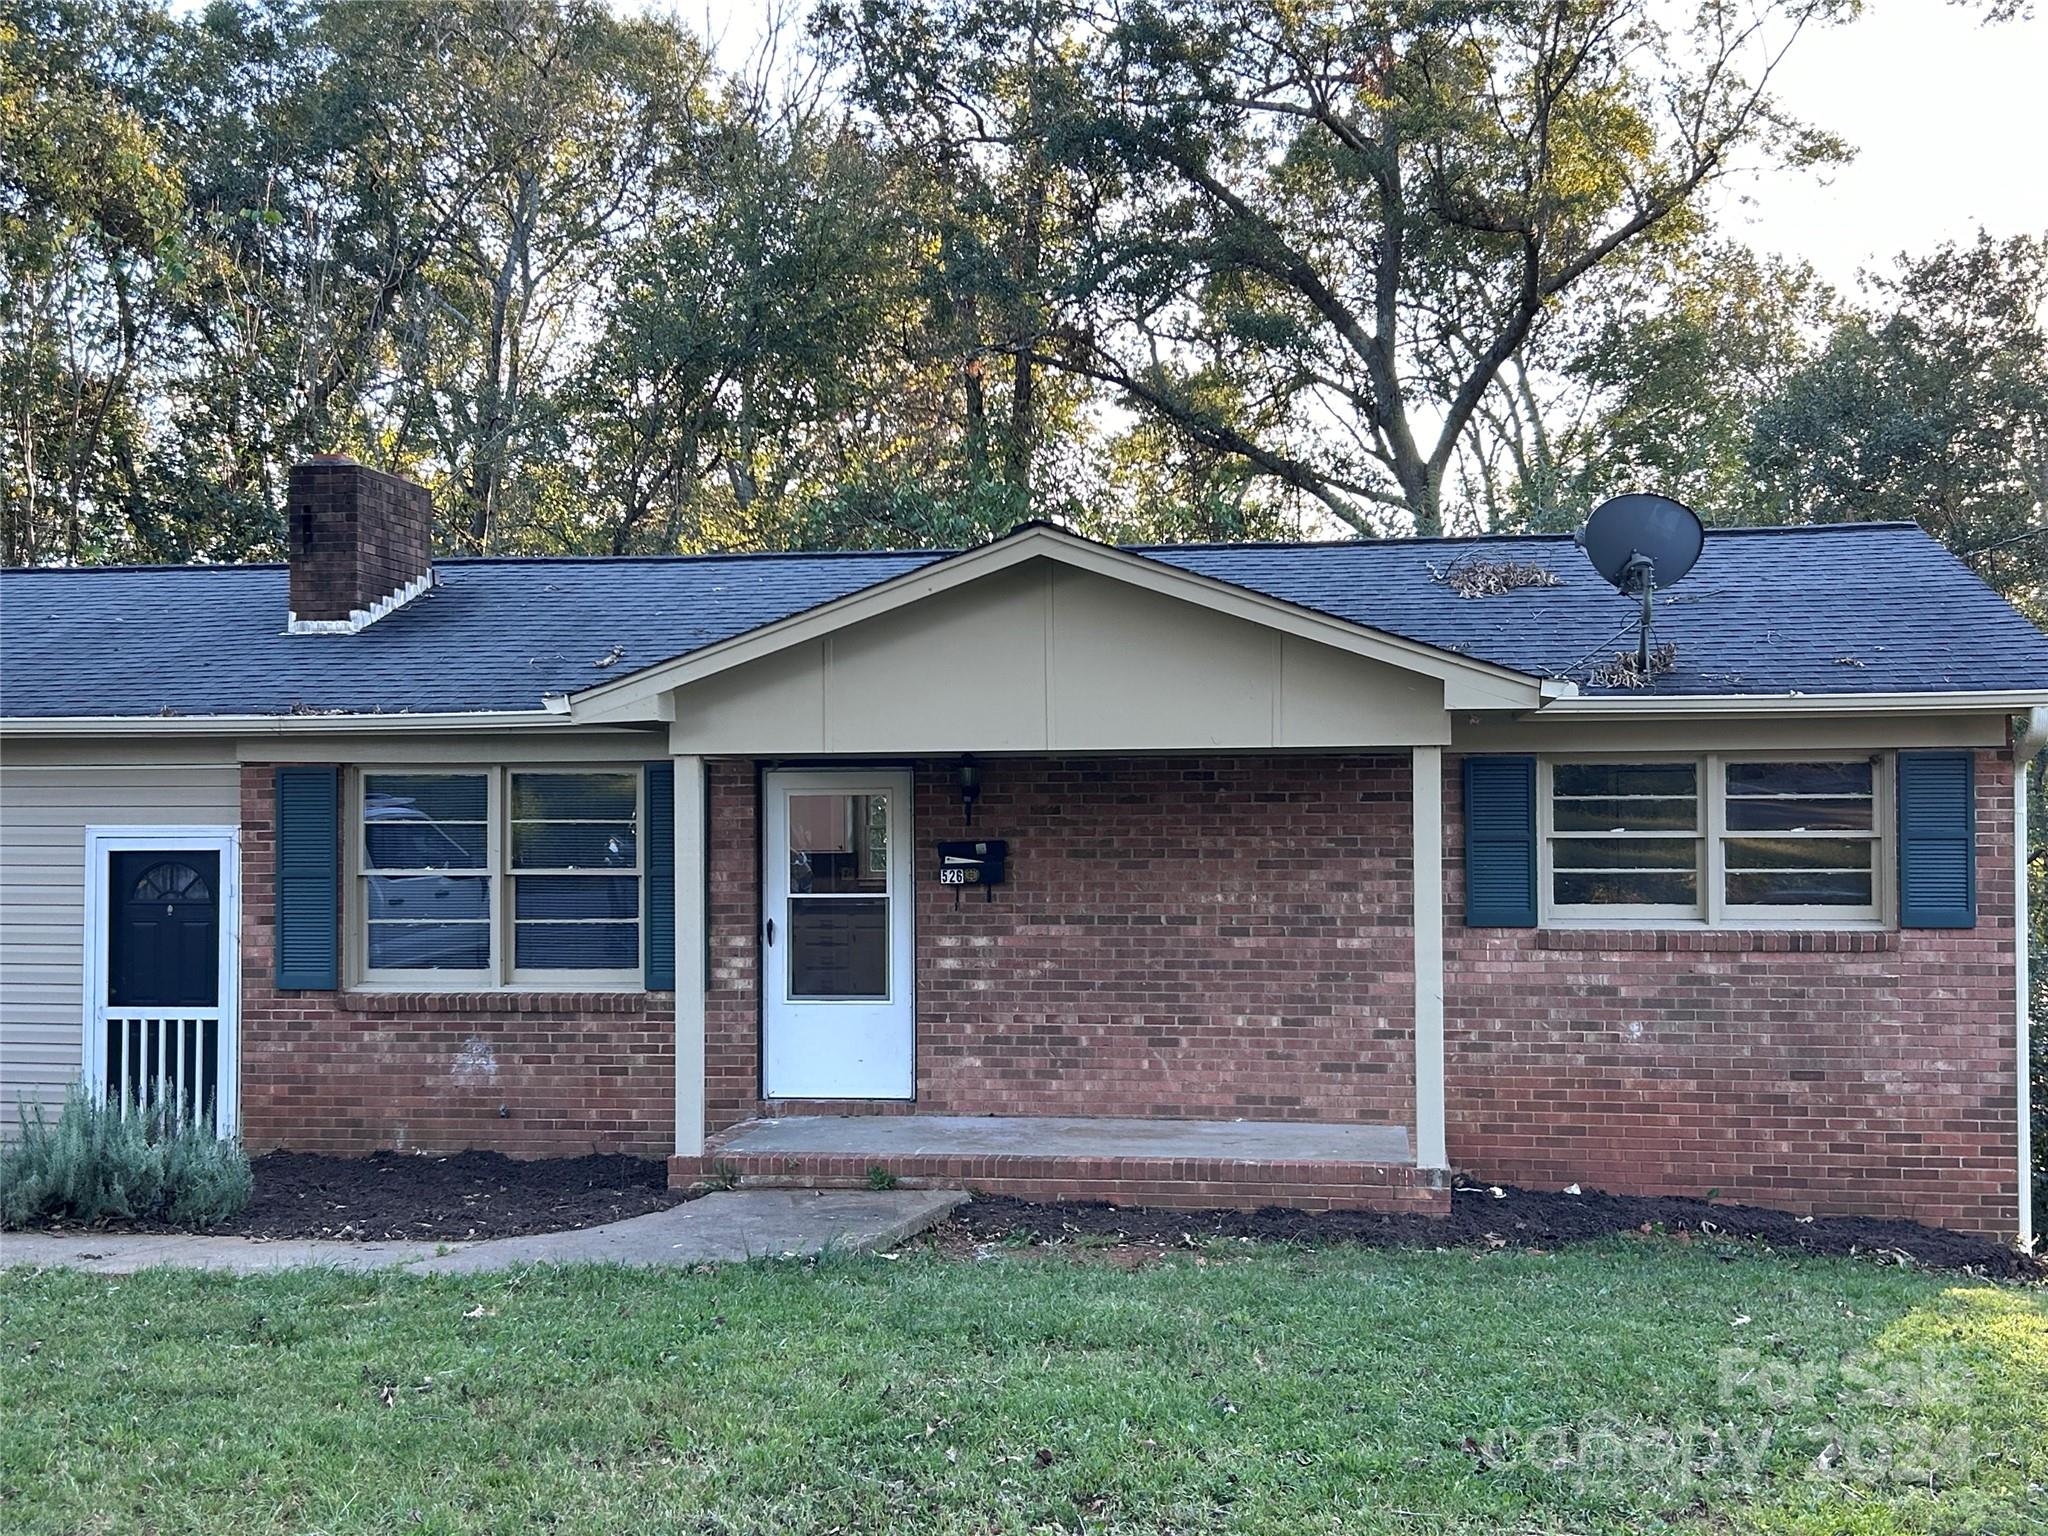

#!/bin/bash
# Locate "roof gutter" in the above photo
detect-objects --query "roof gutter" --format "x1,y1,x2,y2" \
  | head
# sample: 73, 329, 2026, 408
1536, 689, 2048, 719
0, 708, 576, 739
2015, 705, 2047, 1254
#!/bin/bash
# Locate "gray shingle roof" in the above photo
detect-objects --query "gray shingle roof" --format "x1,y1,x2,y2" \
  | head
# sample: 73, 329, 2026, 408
1, 522, 2042, 720
1145, 522, 2048, 698
0, 551, 940, 719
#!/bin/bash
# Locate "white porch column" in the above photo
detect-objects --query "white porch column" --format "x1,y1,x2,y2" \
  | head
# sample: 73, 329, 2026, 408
674, 754, 708, 1160
1413, 745, 1448, 1171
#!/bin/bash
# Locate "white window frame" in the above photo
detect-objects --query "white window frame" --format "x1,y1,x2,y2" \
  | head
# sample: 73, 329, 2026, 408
347, 765, 645, 990
1542, 757, 1705, 924
1538, 751, 1893, 929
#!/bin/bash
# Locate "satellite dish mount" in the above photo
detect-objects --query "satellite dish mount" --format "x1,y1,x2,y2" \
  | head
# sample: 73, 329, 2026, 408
1574, 493, 1704, 676
1620, 552, 1658, 672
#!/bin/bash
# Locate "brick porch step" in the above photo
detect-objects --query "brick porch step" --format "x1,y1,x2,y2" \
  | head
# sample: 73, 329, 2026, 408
670, 1114, 1450, 1215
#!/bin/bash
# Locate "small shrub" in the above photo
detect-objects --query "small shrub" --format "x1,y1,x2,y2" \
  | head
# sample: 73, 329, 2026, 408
0, 1082, 252, 1229
865, 1165, 899, 1191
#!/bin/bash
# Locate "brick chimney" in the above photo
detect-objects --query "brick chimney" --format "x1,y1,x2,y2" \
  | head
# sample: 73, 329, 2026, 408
285, 455, 436, 634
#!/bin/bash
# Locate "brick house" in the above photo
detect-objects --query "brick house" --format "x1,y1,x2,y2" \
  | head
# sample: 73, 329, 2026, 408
3, 457, 2043, 1239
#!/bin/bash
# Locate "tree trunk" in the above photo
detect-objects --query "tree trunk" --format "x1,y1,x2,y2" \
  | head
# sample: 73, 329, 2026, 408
1004, 26, 1046, 495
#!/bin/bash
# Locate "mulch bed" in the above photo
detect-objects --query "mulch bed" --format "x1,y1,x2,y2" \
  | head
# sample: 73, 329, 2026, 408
40, 1151, 689, 1242
949, 1183, 2044, 1280
23, 1154, 2038, 1276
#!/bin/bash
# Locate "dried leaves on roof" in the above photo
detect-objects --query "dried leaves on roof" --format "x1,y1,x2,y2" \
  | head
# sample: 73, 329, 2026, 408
1588, 643, 1678, 689
1425, 555, 1564, 598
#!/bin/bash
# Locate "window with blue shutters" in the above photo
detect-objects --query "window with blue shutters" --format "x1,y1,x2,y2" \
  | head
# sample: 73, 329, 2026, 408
348, 765, 652, 987
1897, 751, 1976, 928
275, 766, 340, 990
1531, 752, 1895, 926
1464, 756, 1537, 927
643, 763, 676, 990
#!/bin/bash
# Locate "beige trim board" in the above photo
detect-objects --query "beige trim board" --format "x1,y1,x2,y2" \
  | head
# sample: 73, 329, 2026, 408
673, 755, 707, 1159
1540, 690, 2048, 720
569, 524, 1558, 725
1453, 713, 2010, 753
2, 708, 570, 740
238, 729, 667, 764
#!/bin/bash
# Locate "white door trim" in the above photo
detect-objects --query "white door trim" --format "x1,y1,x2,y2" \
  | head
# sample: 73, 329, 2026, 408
761, 769, 915, 1099
81, 825, 242, 1137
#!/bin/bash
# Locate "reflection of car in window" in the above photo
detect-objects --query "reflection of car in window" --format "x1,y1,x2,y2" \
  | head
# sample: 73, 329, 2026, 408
365, 795, 477, 869
364, 796, 489, 970
363, 792, 637, 972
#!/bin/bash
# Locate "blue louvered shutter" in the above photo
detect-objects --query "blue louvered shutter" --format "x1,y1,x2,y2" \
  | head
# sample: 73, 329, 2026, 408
1897, 751, 1975, 928
643, 762, 676, 989
1464, 755, 1538, 927
274, 766, 340, 989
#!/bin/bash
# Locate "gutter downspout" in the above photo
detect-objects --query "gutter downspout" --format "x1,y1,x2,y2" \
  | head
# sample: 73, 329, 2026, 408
2015, 706, 2048, 1253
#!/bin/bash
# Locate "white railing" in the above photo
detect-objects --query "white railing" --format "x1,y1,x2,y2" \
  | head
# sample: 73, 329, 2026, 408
100, 1011, 225, 1130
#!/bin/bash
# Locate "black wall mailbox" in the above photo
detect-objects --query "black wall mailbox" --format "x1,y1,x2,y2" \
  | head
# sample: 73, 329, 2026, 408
935, 839, 1008, 887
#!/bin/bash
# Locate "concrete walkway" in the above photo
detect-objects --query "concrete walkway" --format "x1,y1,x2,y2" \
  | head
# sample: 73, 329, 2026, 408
0, 1188, 966, 1277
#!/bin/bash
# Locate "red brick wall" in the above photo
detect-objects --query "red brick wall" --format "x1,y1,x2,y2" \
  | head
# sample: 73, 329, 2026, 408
1441, 749, 2020, 1236
705, 759, 763, 1129
237, 743, 2023, 1235
238, 766, 676, 1158
706, 755, 1417, 1131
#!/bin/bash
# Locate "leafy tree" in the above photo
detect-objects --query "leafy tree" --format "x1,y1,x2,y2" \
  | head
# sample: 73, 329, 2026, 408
363, 1, 713, 550
0, 0, 188, 564
8, 0, 2040, 575
560, 66, 933, 553
1747, 231, 2048, 614
1473, 239, 1834, 531
990, 0, 1854, 535
819, 0, 1103, 508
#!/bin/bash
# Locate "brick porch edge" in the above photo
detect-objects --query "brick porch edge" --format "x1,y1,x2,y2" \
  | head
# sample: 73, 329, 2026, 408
669, 1148, 1450, 1214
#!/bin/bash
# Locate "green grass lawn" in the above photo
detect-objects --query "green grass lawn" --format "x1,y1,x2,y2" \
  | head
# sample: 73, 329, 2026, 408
2, 1238, 2043, 1535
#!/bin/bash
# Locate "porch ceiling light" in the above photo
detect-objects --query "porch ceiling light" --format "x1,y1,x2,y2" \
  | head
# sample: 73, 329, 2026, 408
957, 756, 981, 825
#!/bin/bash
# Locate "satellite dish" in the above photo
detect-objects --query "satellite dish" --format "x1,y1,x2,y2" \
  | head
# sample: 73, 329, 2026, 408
1576, 492, 1703, 593
1573, 493, 1704, 675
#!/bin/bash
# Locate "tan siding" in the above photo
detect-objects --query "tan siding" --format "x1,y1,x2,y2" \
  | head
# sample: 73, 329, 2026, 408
0, 753, 239, 1130
669, 563, 1450, 754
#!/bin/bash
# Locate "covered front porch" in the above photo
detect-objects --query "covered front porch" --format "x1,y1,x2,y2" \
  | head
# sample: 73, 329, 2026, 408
694, 1113, 1444, 1213
579, 525, 1562, 1211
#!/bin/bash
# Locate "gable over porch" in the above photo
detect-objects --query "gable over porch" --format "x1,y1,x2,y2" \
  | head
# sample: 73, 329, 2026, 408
595, 527, 1543, 1204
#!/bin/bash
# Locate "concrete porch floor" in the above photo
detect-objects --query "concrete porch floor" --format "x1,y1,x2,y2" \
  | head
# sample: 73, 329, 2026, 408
718, 1114, 1414, 1165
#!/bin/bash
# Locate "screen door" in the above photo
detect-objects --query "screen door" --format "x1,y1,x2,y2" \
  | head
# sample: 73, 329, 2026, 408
761, 770, 914, 1099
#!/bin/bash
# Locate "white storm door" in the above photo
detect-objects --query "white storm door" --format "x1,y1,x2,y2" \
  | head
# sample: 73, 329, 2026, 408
82, 826, 241, 1137
762, 770, 914, 1099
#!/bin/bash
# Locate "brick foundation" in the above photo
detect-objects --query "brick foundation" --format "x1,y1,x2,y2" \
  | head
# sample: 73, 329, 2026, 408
1442, 749, 2021, 1236
673, 1146, 1449, 1214
238, 766, 676, 1158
